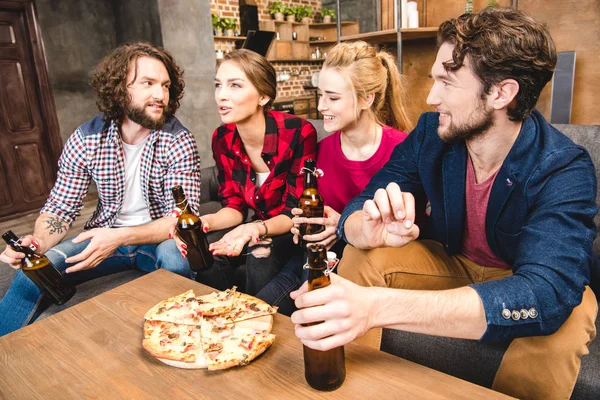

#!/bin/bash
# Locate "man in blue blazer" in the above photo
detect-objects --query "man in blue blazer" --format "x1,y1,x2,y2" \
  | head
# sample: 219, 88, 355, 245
291, 8, 598, 399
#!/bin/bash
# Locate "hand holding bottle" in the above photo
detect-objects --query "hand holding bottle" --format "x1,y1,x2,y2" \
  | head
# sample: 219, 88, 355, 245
291, 206, 340, 249
0, 235, 40, 269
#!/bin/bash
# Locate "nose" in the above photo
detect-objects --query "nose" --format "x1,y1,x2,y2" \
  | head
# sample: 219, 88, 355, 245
152, 84, 165, 101
317, 97, 326, 112
216, 86, 228, 101
426, 81, 441, 107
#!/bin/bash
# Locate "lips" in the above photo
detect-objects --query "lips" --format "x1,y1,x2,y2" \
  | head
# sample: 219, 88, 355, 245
323, 115, 335, 122
218, 105, 232, 115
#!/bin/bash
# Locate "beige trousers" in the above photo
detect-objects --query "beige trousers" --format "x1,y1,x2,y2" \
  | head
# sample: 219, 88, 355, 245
338, 240, 598, 400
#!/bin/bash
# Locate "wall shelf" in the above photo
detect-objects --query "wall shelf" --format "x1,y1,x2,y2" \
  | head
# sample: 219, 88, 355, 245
340, 27, 438, 44
213, 35, 246, 40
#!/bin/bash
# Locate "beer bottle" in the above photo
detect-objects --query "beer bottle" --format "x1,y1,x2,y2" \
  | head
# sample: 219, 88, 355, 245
302, 243, 346, 391
171, 185, 214, 272
2, 230, 76, 305
298, 159, 325, 248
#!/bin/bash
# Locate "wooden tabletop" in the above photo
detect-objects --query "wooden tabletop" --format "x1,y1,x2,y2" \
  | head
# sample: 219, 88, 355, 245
0, 270, 512, 399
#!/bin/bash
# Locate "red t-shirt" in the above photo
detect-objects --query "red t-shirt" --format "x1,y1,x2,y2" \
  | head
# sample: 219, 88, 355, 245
316, 125, 407, 214
461, 154, 510, 269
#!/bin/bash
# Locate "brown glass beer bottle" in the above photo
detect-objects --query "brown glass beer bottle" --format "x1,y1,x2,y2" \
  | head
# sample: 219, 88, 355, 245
302, 243, 346, 391
298, 159, 325, 248
171, 185, 214, 272
2, 230, 76, 305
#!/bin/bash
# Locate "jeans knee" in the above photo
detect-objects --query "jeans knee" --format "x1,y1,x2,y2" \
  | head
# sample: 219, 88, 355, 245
155, 239, 194, 279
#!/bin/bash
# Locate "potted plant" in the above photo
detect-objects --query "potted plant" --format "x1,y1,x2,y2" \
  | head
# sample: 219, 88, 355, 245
296, 6, 313, 24
220, 17, 237, 36
212, 14, 222, 36
465, 0, 473, 14
268, 1, 286, 21
284, 6, 297, 22
320, 7, 336, 23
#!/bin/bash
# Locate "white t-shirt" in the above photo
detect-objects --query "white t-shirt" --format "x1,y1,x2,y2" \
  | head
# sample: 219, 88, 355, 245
113, 137, 153, 227
255, 171, 270, 188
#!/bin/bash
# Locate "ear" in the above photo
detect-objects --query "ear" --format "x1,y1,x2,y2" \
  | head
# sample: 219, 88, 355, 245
259, 96, 270, 107
491, 79, 519, 111
361, 93, 376, 110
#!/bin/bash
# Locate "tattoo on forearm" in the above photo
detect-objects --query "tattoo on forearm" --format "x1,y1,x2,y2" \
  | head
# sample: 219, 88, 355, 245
44, 216, 67, 235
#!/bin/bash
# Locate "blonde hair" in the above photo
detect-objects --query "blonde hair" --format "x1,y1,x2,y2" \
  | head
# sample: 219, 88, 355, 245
323, 41, 412, 131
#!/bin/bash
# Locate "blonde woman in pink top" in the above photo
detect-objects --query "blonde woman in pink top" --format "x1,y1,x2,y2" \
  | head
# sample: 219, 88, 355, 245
256, 41, 411, 314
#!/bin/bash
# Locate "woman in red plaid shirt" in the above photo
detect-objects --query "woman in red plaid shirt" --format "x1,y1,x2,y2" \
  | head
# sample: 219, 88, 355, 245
176, 50, 317, 294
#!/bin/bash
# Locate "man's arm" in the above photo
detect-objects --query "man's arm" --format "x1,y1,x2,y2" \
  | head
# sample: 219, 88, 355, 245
291, 273, 487, 351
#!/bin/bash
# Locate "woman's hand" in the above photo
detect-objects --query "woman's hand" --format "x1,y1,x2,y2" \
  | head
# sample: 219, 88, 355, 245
291, 206, 340, 250
170, 214, 215, 258
209, 222, 263, 257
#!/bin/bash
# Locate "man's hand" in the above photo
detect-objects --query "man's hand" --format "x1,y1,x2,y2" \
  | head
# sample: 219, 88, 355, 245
209, 222, 261, 257
291, 206, 340, 250
64, 228, 124, 273
354, 182, 420, 249
290, 273, 374, 351
0, 235, 41, 269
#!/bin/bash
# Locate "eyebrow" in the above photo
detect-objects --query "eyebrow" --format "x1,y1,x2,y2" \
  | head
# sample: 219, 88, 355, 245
215, 77, 245, 83
319, 89, 341, 95
139, 76, 171, 85
429, 70, 457, 83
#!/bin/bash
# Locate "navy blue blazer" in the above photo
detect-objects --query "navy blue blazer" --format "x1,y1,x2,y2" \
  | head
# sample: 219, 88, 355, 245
339, 110, 598, 342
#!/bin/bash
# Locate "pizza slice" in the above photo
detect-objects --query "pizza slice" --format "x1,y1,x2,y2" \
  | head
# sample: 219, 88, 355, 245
144, 289, 205, 325
195, 287, 237, 317
142, 320, 202, 362
200, 318, 276, 370
228, 292, 278, 323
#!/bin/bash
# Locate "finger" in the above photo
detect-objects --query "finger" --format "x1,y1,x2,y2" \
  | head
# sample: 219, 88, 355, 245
293, 285, 337, 310
65, 243, 94, 264
317, 234, 337, 248
200, 218, 210, 233
373, 187, 393, 223
303, 217, 329, 226
291, 208, 304, 216
362, 199, 382, 222
290, 280, 309, 300
303, 227, 336, 243
65, 249, 101, 273
71, 230, 95, 244
294, 319, 349, 341
300, 332, 354, 352
292, 217, 309, 225
402, 192, 416, 227
386, 182, 406, 220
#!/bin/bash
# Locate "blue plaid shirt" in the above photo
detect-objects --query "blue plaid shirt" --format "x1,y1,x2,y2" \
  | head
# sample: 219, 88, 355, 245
41, 114, 201, 229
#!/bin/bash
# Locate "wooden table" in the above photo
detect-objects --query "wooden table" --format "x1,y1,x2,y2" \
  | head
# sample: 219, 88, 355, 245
0, 270, 512, 399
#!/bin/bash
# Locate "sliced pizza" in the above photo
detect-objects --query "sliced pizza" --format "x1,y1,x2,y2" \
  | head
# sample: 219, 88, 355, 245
228, 292, 278, 323
200, 318, 276, 370
195, 287, 237, 317
142, 320, 202, 362
144, 289, 205, 325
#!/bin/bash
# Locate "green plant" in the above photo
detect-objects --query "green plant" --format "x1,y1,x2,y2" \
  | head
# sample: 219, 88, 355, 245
486, 0, 499, 7
283, 6, 297, 16
465, 0, 473, 13
320, 7, 336, 19
211, 14, 221, 30
295, 6, 313, 21
220, 17, 237, 31
268, 1, 286, 15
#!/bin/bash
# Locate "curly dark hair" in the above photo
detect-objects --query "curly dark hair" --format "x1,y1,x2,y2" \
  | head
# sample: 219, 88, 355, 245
438, 8, 557, 121
90, 42, 185, 124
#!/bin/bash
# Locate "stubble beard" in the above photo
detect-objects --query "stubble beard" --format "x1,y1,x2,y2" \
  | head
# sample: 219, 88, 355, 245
439, 100, 495, 144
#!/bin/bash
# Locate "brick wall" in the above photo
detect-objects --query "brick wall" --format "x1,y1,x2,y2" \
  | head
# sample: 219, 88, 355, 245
211, 0, 323, 99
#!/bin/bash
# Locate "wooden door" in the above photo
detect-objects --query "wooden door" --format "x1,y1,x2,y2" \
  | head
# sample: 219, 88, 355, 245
0, 1, 61, 220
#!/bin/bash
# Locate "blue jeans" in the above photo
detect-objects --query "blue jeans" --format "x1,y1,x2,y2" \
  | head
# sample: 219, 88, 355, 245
0, 236, 192, 336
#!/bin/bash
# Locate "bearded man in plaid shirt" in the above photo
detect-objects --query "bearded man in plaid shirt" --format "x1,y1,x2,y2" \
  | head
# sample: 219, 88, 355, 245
0, 42, 201, 336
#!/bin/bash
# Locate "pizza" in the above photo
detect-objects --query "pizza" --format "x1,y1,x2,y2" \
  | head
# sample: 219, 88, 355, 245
142, 288, 277, 370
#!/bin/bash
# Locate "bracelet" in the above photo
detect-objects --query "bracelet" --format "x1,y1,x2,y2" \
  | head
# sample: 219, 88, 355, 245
253, 220, 269, 241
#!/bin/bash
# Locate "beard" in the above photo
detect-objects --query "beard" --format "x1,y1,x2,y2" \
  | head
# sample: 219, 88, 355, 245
125, 102, 169, 131
439, 100, 495, 144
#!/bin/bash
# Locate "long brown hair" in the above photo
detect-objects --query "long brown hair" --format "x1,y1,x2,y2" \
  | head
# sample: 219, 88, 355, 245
90, 42, 185, 124
438, 8, 556, 121
323, 41, 412, 132
220, 49, 277, 110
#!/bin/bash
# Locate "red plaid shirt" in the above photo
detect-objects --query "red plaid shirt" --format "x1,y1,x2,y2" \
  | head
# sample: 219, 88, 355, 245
41, 114, 201, 229
212, 111, 317, 220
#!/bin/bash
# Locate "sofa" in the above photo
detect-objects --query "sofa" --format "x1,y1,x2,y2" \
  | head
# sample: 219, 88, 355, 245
1, 121, 598, 398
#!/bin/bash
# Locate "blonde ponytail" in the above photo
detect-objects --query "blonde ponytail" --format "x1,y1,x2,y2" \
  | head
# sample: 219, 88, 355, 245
323, 41, 412, 132
377, 51, 412, 132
